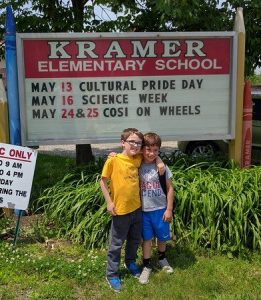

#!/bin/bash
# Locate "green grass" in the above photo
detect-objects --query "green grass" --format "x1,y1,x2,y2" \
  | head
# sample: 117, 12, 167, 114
1, 153, 260, 299
0, 241, 260, 300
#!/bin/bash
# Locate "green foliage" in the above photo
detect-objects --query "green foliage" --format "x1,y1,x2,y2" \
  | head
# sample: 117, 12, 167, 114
172, 162, 261, 254
154, 0, 229, 31
247, 74, 261, 85
30, 154, 75, 211
36, 170, 111, 249
223, 0, 261, 75
0, 0, 260, 74
0, 241, 260, 299
0, 0, 95, 33
35, 155, 261, 254
155, 0, 261, 75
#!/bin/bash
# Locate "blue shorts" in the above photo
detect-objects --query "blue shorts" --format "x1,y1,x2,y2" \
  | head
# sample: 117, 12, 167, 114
142, 208, 170, 242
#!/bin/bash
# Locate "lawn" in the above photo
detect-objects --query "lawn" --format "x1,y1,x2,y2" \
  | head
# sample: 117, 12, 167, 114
0, 231, 260, 300
0, 153, 260, 299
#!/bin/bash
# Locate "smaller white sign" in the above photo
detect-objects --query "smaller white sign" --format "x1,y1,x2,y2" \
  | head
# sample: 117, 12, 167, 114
0, 143, 37, 210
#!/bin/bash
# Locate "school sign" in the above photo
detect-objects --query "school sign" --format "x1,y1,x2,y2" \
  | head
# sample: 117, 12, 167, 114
16, 32, 237, 145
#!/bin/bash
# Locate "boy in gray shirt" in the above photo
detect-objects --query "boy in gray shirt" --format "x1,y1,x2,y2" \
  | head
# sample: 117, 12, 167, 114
139, 132, 174, 284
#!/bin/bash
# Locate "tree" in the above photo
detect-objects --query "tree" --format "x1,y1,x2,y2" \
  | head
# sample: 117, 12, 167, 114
224, 0, 261, 75
1, 0, 260, 73
0, 0, 141, 163
0, 0, 260, 163
0, 0, 99, 163
151, 0, 261, 75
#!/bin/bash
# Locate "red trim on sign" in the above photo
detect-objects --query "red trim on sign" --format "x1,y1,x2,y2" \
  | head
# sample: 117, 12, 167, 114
23, 38, 231, 78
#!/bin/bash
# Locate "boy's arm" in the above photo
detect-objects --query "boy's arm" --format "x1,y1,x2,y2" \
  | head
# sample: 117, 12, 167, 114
108, 153, 165, 175
163, 178, 174, 222
99, 177, 117, 216
156, 156, 165, 175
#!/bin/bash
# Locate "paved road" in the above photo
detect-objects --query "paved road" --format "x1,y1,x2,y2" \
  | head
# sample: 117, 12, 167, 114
38, 141, 178, 157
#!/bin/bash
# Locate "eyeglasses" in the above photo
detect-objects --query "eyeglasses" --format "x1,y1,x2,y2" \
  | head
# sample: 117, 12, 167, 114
125, 140, 143, 147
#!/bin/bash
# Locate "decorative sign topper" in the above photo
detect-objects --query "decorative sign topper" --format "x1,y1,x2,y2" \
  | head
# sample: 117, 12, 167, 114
16, 32, 237, 145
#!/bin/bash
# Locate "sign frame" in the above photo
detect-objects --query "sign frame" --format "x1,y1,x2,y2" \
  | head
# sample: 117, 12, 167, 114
16, 32, 238, 146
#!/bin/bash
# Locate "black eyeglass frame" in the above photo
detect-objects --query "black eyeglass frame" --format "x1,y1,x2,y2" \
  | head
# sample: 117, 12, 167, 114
124, 140, 143, 147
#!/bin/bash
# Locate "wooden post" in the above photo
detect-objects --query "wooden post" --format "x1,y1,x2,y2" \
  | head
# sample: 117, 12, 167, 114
0, 76, 12, 217
229, 7, 245, 166
76, 144, 94, 165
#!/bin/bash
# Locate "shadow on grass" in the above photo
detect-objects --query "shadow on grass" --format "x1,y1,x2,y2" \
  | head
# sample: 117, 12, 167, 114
120, 242, 197, 280
168, 244, 197, 270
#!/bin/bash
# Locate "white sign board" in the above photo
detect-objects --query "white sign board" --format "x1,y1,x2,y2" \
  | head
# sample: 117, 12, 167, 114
0, 143, 37, 210
16, 32, 237, 145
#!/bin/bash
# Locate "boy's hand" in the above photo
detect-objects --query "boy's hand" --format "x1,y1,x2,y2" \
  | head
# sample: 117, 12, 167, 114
163, 209, 173, 222
108, 152, 117, 157
157, 162, 165, 175
107, 202, 117, 216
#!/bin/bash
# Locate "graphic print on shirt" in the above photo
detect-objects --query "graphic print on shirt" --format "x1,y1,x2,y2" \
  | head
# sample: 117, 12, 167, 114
140, 168, 162, 197
139, 163, 167, 212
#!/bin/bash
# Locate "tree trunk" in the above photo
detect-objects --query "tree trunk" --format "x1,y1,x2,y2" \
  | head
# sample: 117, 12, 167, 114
76, 144, 94, 165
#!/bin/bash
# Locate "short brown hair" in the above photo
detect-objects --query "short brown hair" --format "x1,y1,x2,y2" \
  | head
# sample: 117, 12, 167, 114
143, 132, 161, 148
121, 128, 144, 141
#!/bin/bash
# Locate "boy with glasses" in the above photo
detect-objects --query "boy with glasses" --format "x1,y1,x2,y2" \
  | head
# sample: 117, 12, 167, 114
100, 128, 164, 292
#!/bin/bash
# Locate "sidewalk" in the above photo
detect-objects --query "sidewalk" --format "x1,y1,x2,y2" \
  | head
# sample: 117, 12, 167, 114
38, 141, 178, 157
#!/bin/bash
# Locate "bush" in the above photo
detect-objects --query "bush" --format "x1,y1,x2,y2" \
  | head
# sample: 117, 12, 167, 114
172, 161, 261, 254
36, 157, 261, 254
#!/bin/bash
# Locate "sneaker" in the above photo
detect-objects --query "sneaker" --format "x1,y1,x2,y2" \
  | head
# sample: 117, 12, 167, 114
106, 277, 121, 292
125, 262, 141, 278
159, 258, 174, 273
139, 267, 152, 284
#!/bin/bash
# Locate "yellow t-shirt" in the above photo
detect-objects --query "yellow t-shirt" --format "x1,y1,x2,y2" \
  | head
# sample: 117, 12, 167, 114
101, 153, 142, 215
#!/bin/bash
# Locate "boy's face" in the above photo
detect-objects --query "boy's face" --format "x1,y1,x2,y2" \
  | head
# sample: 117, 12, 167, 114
121, 133, 143, 156
142, 145, 160, 163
